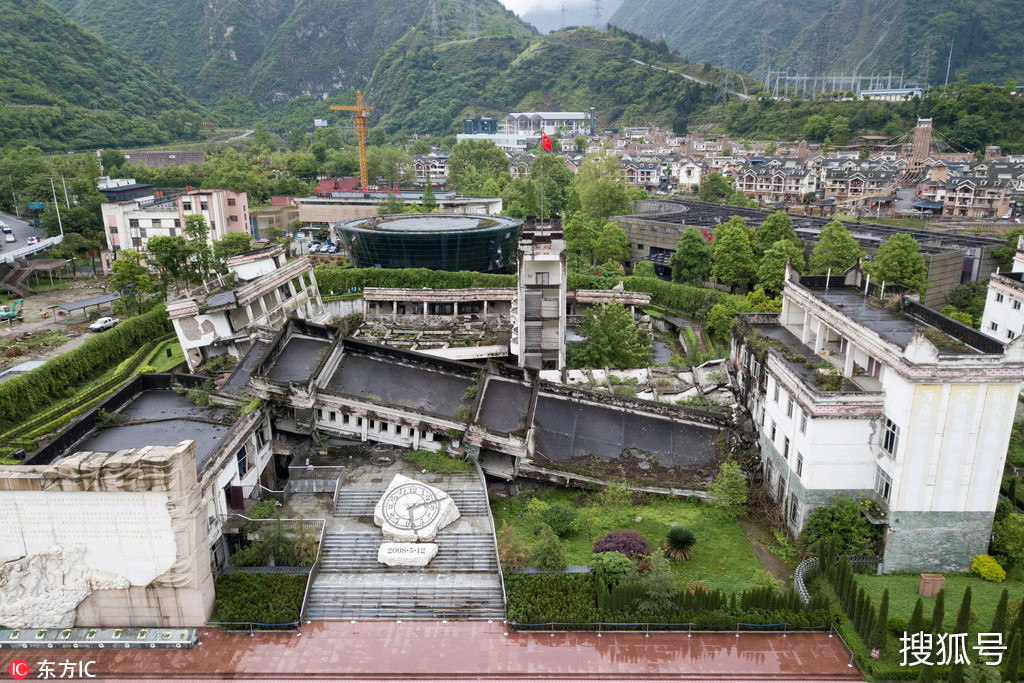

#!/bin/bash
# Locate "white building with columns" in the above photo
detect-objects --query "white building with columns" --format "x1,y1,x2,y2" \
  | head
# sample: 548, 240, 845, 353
733, 264, 1024, 572
981, 236, 1024, 343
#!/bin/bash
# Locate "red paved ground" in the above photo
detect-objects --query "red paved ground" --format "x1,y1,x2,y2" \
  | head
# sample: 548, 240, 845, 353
0, 621, 863, 681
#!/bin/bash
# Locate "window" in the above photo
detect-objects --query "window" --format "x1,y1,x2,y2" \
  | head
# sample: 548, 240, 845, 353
229, 215, 238, 222
129, 219, 139, 228
787, 397, 794, 418
796, 452, 804, 477
236, 446, 249, 476
182, 202, 192, 211
1010, 330, 1017, 340
329, 411, 336, 422
536, 271, 549, 285
151, 219, 161, 228
799, 411, 807, 434
174, 219, 181, 227
227, 198, 237, 206
997, 293, 1005, 303
783, 436, 790, 459
201, 203, 209, 211
874, 465, 892, 502
256, 427, 265, 450
139, 228, 147, 238
1014, 299, 1022, 311
992, 322, 1000, 331
773, 381, 780, 403
788, 494, 798, 523
168, 228, 176, 237
316, 408, 323, 420
770, 420, 777, 442
882, 417, 900, 457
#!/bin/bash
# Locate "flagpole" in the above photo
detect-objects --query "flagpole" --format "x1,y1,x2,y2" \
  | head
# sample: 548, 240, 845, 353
540, 151, 545, 221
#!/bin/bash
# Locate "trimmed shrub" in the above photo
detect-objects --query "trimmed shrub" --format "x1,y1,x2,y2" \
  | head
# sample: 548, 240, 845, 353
542, 502, 578, 538
496, 522, 530, 572
591, 551, 635, 588
531, 524, 567, 571
593, 529, 653, 559
211, 573, 305, 628
971, 554, 1006, 582
504, 572, 599, 625
664, 527, 696, 561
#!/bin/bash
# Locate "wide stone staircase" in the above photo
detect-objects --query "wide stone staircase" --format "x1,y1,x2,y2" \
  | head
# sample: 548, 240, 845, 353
305, 473, 506, 622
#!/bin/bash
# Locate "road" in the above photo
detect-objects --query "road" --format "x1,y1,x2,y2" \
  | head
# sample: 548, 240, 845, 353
0, 211, 47, 253
629, 58, 751, 100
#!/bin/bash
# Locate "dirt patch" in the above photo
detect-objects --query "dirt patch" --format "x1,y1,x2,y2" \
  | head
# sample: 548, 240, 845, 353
741, 519, 795, 587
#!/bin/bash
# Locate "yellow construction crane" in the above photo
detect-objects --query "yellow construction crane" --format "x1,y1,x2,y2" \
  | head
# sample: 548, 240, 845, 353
330, 90, 372, 188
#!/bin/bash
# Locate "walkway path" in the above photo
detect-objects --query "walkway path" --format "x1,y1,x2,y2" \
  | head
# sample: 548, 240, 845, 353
0, 622, 863, 681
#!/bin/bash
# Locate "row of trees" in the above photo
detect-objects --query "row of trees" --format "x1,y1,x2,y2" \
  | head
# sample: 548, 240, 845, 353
668, 212, 929, 298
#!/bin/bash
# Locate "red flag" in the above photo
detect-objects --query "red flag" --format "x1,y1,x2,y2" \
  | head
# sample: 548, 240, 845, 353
541, 132, 553, 152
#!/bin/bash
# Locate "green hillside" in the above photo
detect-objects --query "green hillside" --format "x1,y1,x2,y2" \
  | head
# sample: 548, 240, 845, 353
367, 27, 720, 135
46, 0, 536, 107
610, 0, 1024, 85
0, 0, 205, 150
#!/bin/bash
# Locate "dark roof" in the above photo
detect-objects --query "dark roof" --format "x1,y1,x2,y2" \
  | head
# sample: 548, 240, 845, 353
913, 200, 945, 210
58, 293, 121, 312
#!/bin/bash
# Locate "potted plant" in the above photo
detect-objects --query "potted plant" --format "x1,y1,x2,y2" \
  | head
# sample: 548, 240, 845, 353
86, 629, 97, 640
9, 629, 20, 640
35, 629, 46, 640
137, 629, 148, 639
60, 629, 71, 640
112, 629, 123, 639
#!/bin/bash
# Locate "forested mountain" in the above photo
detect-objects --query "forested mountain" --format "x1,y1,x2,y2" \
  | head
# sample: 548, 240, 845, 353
0, 0, 205, 150
45, 0, 536, 107
365, 27, 719, 135
609, 0, 1024, 85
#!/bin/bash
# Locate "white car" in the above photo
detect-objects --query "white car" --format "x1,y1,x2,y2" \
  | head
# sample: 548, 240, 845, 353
89, 317, 120, 332
308, 243, 321, 253
26, 236, 39, 245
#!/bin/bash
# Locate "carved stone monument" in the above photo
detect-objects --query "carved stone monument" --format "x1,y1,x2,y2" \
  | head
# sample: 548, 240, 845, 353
374, 474, 460, 543
377, 543, 438, 567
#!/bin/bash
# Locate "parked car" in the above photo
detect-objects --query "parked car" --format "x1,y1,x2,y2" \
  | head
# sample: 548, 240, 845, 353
327, 244, 339, 254
308, 243, 321, 253
89, 317, 120, 332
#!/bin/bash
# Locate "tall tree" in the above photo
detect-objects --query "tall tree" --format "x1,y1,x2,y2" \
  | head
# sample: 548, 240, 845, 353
697, 172, 734, 203
757, 238, 806, 294
575, 152, 632, 224
421, 182, 438, 211
447, 140, 510, 195
870, 589, 890, 650
573, 300, 653, 369
711, 216, 757, 291
146, 235, 192, 291
808, 221, 865, 275
954, 586, 972, 634
108, 250, 156, 315
753, 212, 800, 259
929, 589, 945, 634
184, 214, 215, 279
593, 223, 631, 264
564, 214, 599, 266
213, 232, 253, 263
866, 233, 929, 295
670, 227, 712, 284
633, 261, 656, 278
992, 589, 1009, 634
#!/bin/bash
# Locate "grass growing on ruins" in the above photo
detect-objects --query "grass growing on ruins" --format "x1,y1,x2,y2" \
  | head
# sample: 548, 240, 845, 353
403, 449, 476, 474
490, 487, 763, 594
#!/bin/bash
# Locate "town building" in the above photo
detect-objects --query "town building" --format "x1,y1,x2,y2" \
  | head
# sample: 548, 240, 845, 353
733, 264, 1024, 572
736, 166, 819, 206
981, 236, 1024, 342
511, 218, 567, 373
121, 150, 206, 169
167, 244, 325, 371
97, 177, 155, 204
294, 192, 503, 234
100, 188, 250, 272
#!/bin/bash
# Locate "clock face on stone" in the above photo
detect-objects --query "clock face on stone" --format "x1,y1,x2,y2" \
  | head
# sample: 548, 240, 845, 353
379, 483, 445, 531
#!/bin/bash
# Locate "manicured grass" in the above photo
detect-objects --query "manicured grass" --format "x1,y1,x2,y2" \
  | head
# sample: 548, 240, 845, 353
491, 488, 765, 594
855, 573, 1020, 632
143, 339, 185, 372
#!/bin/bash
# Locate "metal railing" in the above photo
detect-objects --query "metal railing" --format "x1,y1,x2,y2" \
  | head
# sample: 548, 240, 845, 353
476, 459, 507, 616
506, 620, 833, 634
298, 519, 329, 627
0, 234, 64, 264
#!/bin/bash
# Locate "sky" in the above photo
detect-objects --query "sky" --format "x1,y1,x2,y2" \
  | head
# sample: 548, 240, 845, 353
499, 0, 592, 13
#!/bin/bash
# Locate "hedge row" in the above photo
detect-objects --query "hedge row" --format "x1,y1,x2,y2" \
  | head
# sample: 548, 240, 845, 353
312, 266, 748, 323
0, 306, 171, 432
210, 573, 306, 629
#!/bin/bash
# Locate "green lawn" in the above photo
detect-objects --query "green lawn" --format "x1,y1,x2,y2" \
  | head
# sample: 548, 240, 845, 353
855, 573, 1019, 632
491, 488, 765, 594
143, 339, 185, 372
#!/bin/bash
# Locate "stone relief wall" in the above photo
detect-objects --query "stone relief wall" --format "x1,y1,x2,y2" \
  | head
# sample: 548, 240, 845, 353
0, 442, 214, 628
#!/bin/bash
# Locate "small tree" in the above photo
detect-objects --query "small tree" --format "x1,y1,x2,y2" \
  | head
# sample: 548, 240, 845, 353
108, 250, 156, 315
870, 589, 890, 650
632, 260, 656, 278
808, 220, 864, 275
706, 461, 747, 518
524, 498, 552, 534
798, 495, 874, 555
531, 524, 567, 571
496, 521, 530, 572
593, 529, 653, 559
1006, 632, 1021, 683
908, 597, 925, 633
955, 586, 972, 634
184, 214, 215, 278
593, 222, 631, 264
930, 589, 945, 634
591, 551, 635, 588
542, 502, 578, 538
664, 527, 696, 561
213, 232, 253, 263
711, 216, 757, 291
670, 227, 712, 284
992, 589, 1010, 634
866, 233, 929, 296
421, 182, 438, 211
757, 238, 806, 294
574, 300, 653, 368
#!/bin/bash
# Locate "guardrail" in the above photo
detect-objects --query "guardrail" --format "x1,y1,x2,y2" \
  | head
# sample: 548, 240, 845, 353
794, 554, 881, 605
298, 518, 329, 628
476, 459, 507, 618
506, 620, 833, 633
0, 234, 63, 264
205, 620, 299, 633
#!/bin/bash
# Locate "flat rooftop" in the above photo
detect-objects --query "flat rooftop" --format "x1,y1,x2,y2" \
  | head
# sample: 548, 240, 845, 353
265, 336, 331, 383
476, 379, 531, 434
325, 353, 474, 419
532, 394, 720, 471
336, 214, 520, 234
808, 287, 984, 354
72, 390, 234, 471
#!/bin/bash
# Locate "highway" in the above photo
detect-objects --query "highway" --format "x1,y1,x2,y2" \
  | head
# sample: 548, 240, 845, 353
0, 211, 47, 251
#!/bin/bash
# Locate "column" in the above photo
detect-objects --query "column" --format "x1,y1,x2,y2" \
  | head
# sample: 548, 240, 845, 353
413, 428, 420, 450
361, 418, 368, 442
813, 319, 825, 354
801, 311, 812, 346
392, 301, 397, 321
423, 301, 428, 321
843, 341, 855, 378
454, 301, 459, 317
483, 300, 488, 318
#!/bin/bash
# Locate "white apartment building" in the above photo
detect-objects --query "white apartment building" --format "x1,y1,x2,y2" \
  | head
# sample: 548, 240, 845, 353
503, 112, 590, 136
167, 245, 325, 371
734, 264, 1024, 572
101, 188, 250, 272
981, 236, 1024, 342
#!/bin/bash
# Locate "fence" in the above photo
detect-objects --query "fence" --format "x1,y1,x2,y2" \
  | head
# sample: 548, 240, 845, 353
205, 620, 300, 633
506, 620, 835, 634
298, 517, 329, 626
288, 464, 346, 494
793, 554, 881, 605
476, 459, 507, 617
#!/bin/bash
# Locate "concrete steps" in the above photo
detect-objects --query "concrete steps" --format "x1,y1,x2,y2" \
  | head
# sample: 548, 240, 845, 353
321, 532, 498, 573
334, 488, 490, 517
305, 574, 506, 621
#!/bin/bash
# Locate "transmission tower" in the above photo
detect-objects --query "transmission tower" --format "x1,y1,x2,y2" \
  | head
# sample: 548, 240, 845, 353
592, 0, 603, 29
469, 0, 478, 38
560, 2, 568, 30
915, 42, 933, 87
454, 0, 462, 25
430, 0, 439, 36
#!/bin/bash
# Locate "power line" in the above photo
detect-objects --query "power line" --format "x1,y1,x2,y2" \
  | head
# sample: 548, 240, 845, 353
592, 0, 603, 29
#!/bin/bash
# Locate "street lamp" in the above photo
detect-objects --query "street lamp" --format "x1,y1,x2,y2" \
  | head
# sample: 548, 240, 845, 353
49, 177, 65, 237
